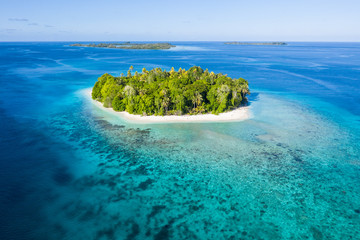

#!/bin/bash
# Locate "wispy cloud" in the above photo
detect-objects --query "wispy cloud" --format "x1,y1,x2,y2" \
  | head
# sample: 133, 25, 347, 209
8, 18, 29, 22
7, 18, 55, 29
0, 29, 18, 33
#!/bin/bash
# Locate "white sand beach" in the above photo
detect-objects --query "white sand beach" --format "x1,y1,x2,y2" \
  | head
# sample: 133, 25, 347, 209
81, 88, 251, 123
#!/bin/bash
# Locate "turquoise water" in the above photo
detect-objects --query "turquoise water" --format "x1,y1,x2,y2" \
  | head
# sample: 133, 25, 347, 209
0, 42, 359, 239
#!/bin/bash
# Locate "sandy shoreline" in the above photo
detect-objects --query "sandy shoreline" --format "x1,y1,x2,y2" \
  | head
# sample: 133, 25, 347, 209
80, 88, 251, 123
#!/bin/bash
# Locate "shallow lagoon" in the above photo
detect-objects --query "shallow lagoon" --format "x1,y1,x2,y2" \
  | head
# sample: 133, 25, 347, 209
0, 42, 359, 239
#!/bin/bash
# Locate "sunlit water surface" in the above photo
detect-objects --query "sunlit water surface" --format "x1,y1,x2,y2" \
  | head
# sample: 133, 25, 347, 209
0, 42, 359, 239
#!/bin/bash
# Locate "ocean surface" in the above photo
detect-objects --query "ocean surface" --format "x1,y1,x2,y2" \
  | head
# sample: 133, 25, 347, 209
0, 42, 359, 240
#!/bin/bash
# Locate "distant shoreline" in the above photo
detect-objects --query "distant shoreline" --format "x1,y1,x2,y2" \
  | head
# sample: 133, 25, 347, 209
70, 42, 175, 50
225, 42, 287, 46
81, 88, 251, 124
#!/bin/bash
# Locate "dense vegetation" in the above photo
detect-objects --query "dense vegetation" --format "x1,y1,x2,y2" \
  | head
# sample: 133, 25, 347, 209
225, 42, 287, 46
70, 42, 175, 49
92, 66, 250, 116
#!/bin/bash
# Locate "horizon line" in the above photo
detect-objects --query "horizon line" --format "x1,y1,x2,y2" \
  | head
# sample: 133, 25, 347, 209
0, 40, 359, 43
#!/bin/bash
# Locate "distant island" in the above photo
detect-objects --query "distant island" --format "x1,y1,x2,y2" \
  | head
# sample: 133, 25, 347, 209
70, 42, 175, 50
91, 66, 250, 117
225, 42, 287, 46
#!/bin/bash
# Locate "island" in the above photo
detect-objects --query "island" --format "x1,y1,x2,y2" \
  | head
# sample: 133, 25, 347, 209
224, 42, 287, 46
70, 42, 175, 50
89, 66, 250, 123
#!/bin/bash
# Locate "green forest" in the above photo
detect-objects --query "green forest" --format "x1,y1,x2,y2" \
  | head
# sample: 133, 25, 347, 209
92, 66, 250, 116
70, 42, 175, 50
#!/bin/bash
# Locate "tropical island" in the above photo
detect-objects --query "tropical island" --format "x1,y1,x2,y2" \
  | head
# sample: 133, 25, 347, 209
89, 66, 250, 122
225, 42, 287, 46
70, 42, 175, 50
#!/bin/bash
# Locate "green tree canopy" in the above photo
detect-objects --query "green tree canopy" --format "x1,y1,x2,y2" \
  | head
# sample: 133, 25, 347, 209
92, 66, 250, 116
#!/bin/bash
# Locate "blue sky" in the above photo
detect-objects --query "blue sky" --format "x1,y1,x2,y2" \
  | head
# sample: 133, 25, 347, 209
1, 0, 359, 41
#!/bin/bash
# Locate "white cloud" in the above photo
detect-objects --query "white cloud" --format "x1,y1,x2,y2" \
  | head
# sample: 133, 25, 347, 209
8, 18, 29, 22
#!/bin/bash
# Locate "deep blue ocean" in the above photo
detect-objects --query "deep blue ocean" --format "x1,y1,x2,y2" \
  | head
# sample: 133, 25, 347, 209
0, 42, 359, 239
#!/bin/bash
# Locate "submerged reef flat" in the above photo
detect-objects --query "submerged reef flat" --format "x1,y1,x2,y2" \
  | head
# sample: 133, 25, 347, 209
70, 42, 175, 49
225, 42, 287, 46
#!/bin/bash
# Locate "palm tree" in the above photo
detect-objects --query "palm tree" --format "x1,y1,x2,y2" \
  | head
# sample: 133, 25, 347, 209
195, 92, 203, 107
124, 85, 136, 97
191, 91, 202, 109
239, 82, 250, 102
170, 67, 175, 75
192, 94, 197, 109
218, 84, 230, 102
162, 96, 170, 113
175, 95, 185, 113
